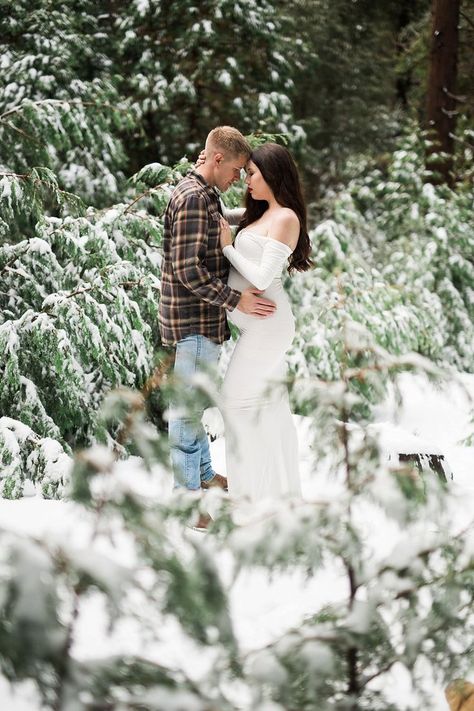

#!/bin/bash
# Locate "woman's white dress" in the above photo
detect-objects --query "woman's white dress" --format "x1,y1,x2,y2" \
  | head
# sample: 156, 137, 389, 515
221, 227, 301, 503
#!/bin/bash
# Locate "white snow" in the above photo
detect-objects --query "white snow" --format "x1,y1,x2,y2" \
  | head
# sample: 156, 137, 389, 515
0, 372, 473, 709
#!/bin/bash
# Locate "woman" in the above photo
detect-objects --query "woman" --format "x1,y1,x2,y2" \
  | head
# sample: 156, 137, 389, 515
218, 142, 313, 504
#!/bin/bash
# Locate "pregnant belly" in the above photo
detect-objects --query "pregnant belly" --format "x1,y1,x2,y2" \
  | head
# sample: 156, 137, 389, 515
227, 274, 295, 347
227, 267, 251, 293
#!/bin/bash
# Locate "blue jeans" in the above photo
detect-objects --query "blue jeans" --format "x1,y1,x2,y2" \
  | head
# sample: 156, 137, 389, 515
168, 334, 221, 490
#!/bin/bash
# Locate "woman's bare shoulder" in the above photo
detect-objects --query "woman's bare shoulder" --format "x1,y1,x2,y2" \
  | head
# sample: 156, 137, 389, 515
273, 207, 299, 227
269, 208, 300, 248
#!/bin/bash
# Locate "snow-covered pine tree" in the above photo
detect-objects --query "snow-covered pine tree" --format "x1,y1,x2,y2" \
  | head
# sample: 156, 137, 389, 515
105, 0, 305, 169
0, 12, 193, 498
210, 323, 474, 710
346, 128, 474, 372
289, 127, 474, 385
0, 57, 287, 499
0, 0, 133, 208
3, 125, 472, 498
0, 159, 192, 498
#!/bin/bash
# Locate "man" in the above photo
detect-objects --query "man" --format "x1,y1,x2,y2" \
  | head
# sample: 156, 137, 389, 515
158, 126, 275, 527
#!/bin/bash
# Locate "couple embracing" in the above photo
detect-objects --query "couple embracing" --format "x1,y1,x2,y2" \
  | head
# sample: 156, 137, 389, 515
158, 126, 312, 528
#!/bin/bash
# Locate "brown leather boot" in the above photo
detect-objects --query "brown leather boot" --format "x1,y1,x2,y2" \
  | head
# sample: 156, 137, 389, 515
201, 473, 228, 491
192, 513, 212, 532
446, 680, 474, 710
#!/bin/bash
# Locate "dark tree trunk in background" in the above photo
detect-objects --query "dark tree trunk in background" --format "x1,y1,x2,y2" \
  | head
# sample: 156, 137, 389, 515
395, 0, 414, 109
426, 0, 461, 185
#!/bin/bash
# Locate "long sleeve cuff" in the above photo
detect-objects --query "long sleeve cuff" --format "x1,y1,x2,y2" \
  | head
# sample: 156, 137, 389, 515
224, 286, 241, 311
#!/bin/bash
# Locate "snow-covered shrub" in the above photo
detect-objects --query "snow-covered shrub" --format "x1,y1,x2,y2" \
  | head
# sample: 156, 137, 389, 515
0, 391, 236, 708
0, 205, 163, 442
285, 128, 474, 420
1, 327, 473, 710
210, 326, 474, 710
0, 418, 71, 499
340, 129, 474, 371
286, 222, 445, 416
0, 210, 164, 498
112, 0, 304, 164
0, 2, 134, 208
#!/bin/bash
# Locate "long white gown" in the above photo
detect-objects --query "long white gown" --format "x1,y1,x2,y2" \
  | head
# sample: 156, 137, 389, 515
221, 227, 301, 503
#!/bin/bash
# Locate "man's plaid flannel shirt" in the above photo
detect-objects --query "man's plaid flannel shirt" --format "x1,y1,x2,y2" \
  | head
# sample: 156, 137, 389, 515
158, 171, 241, 347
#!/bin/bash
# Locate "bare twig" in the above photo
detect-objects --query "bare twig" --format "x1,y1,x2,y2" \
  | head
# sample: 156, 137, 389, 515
361, 660, 397, 687
0, 171, 29, 179
0, 119, 42, 144
460, 9, 474, 31
0, 246, 30, 275
123, 181, 167, 214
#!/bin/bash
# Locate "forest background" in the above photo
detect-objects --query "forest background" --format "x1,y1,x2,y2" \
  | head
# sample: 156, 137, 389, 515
1, 1, 474, 710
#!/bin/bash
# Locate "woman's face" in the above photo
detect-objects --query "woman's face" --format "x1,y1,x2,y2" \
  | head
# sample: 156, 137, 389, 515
245, 160, 272, 201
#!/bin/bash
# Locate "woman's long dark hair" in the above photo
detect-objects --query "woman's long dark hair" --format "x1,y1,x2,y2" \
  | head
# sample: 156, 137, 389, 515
237, 143, 313, 273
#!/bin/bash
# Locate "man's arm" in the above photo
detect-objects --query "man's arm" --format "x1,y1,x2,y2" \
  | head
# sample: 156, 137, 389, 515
171, 193, 240, 310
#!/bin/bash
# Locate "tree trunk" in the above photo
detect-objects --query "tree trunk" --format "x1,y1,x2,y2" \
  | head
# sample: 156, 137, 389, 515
426, 0, 461, 185
395, 0, 414, 109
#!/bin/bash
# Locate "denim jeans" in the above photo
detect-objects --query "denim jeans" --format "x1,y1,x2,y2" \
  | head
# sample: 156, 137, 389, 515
168, 334, 221, 490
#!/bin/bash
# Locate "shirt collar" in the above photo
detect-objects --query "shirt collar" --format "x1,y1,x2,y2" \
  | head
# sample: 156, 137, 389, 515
189, 170, 220, 202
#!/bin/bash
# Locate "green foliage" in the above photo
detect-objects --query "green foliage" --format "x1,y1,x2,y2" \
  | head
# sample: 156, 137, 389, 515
109, 0, 303, 169
2, 0, 473, 199
0, 417, 71, 499
347, 129, 474, 370
2, 329, 472, 709
0, 1, 133, 207
0, 182, 169, 502
0, 6, 473, 706
287, 128, 474, 419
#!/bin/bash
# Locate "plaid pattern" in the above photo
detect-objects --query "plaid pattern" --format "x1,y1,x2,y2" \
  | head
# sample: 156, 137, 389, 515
158, 171, 241, 346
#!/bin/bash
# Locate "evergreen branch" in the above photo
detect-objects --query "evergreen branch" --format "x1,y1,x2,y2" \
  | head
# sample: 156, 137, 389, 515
61, 285, 96, 299
442, 87, 467, 103
344, 362, 399, 380
0, 171, 29, 178
0, 170, 84, 209
0, 98, 127, 121
54, 279, 159, 303
113, 353, 175, 451
242, 629, 340, 663
0, 119, 42, 144
123, 183, 167, 214
450, 131, 474, 151
123, 191, 150, 213
357, 516, 474, 596
0, 246, 30, 274
441, 107, 460, 118
4, 266, 32, 279
52, 578, 81, 711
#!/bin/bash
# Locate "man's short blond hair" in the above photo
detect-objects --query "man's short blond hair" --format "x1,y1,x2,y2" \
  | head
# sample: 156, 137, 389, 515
206, 126, 251, 159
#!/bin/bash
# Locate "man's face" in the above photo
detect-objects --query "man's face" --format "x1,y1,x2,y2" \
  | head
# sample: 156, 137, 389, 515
214, 153, 247, 192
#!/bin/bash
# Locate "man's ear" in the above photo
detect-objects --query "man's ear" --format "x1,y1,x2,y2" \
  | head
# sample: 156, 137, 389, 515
214, 152, 224, 165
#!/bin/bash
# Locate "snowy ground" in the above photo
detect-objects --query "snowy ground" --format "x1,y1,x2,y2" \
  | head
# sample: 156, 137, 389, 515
1, 372, 473, 710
